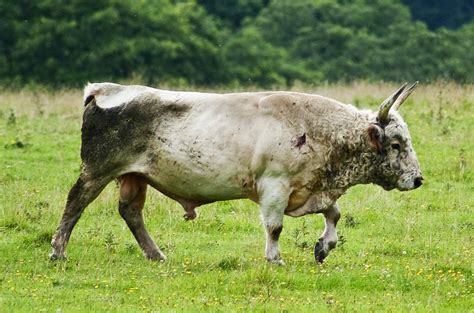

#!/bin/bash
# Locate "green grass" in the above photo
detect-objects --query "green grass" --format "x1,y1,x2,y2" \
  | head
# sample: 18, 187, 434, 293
0, 84, 473, 312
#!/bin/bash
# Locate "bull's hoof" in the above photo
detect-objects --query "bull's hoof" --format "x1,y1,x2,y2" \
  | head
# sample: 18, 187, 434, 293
49, 252, 67, 261
146, 252, 167, 262
183, 210, 196, 221
314, 239, 327, 263
267, 258, 285, 266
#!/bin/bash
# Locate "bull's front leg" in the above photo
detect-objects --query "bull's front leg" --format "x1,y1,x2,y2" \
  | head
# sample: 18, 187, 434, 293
258, 177, 291, 265
314, 203, 340, 263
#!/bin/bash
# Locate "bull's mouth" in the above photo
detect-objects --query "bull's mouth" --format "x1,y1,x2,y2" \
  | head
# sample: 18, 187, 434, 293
382, 184, 397, 191
383, 182, 415, 191
396, 185, 411, 191
373, 178, 397, 191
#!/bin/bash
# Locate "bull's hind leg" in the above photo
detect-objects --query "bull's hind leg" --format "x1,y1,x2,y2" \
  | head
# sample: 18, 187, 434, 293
118, 174, 166, 261
50, 174, 111, 260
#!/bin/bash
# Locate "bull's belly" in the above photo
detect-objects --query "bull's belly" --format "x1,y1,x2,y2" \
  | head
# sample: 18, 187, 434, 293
129, 149, 257, 202
145, 171, 251, 202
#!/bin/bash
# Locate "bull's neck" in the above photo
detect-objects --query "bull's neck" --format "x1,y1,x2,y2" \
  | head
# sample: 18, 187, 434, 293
313, 110, 379, 191
326, 144, 379, 190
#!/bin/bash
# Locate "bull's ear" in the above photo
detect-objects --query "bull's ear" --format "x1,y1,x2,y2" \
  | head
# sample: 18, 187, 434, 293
367, 124, 383, 152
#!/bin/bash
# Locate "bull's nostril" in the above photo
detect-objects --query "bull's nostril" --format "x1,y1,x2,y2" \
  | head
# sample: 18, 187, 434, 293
414, 177, 423, 188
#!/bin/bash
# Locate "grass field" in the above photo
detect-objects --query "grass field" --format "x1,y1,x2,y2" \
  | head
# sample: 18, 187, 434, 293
0, 83, 472, 311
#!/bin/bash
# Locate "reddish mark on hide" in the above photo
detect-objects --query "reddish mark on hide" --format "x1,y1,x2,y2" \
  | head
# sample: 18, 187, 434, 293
295, 133, 306, 149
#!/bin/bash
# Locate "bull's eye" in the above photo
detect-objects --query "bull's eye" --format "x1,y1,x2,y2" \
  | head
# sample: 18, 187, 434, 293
391, 143, 401, 151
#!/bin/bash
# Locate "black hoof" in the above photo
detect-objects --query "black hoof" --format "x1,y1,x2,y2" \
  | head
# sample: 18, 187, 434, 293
49, 253, 66, 261
314, 239, 327, 263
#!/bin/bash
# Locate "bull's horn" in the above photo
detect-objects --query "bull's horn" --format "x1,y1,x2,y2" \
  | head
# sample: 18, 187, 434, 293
393, 81, 418, 111
378, 83, 407, 125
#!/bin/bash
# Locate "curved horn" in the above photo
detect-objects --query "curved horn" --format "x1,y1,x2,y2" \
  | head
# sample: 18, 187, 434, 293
393, 81, 418, 111
378, 83, 407, 125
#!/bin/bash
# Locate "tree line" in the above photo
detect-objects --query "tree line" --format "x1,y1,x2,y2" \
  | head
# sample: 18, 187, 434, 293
0, 0, 472, 88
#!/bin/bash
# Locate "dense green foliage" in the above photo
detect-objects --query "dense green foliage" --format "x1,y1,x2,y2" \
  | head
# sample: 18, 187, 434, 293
198, 0, 270, 28
402, 0, 474, 30
0, 84, 472, 310
0, 0, 472, 87
0, 0, 224, 86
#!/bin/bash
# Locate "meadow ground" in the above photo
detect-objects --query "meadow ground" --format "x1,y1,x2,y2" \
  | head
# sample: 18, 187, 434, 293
0, 83, 472, 312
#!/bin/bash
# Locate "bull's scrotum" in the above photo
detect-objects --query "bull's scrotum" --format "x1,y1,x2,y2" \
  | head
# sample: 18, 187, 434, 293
50, 82, 422, 264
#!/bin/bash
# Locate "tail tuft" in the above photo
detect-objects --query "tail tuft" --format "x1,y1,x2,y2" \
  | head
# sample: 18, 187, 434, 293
83, 82, 124, 107
83, 83, 100, 106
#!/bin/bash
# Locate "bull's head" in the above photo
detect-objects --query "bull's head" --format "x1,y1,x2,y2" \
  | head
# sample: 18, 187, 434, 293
367, 83, 423, 191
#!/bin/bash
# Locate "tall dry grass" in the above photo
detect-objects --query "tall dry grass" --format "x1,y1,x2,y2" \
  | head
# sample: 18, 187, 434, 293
1, 82, 472, 118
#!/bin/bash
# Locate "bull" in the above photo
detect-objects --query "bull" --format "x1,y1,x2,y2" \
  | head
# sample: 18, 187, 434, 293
50, 82, 422, 264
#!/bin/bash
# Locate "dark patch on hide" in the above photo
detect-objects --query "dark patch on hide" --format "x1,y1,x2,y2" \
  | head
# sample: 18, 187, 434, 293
270, 225, 283, 241
66, 177, 85, 208
80, 98, 189, 174
295, 133, 306, 149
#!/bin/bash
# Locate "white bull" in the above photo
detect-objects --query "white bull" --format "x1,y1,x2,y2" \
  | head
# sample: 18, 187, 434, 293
51, 82, 422, 264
